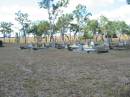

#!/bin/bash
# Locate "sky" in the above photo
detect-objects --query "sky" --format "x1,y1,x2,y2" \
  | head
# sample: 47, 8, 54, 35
0, 0, 130, 33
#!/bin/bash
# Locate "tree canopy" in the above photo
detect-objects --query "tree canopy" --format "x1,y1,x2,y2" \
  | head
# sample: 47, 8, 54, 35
0, 22, 13, 37
38, 0, 70, 42
28, 21, 50, 36
15, 10, 31, 44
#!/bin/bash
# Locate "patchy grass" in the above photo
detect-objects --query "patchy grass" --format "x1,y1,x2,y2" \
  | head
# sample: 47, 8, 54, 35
0, 46, 130, 97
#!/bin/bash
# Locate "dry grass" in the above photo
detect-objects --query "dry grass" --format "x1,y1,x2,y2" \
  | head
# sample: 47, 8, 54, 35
0, 45, 130, 97
0, 34, 129, 44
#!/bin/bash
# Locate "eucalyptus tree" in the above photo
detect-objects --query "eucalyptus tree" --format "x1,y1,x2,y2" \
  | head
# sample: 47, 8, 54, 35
87, 20, 98, 33
118, 21, 128, 33
99, 17, 129, 44
83, 24, 94, 43
128, 25, 130, 35
37, 21, 50, 43
0, 22, 13, 42
28, 21, 50, 45
83, 31, 93, 43
38, 0, 69, 43
69, 23, 79, 42
56, 13, 73, 43
73, 4, 92, 39
98, 15, 109, 41
103, 20, 118, 45
105, 21, 126, 38
99, 16, 109, 33
118, 21, 129, 42
99, 16, 118, 44
127, 26, 130, 40
15, 10, 31, 44
84, 19, 98, 41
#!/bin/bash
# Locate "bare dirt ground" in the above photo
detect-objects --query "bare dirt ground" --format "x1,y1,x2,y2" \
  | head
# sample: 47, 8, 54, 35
0, 45, 130, 97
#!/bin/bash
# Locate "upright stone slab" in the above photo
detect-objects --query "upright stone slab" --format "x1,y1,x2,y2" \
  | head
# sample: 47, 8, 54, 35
0, 40, 3, 47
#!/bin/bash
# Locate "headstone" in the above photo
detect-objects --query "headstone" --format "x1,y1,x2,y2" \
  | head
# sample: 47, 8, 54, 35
27, 44, 33, 49
90, 41, 95, 48
96, 32, 99, 36
0, 40, 3, 47
104, 38, 109, 47
78, 44, 83, 51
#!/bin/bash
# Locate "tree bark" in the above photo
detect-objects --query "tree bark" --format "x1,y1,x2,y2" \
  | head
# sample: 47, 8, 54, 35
101, 34, 104, 42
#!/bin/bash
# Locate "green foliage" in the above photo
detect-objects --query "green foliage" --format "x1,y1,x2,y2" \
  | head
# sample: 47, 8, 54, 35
0, 22, 13, 36
38, 0, 69, 23
39, 0, 69, 10
15, 10, 31, 44
105, 21, 115, 36
15, 10, 31, 37
83, 31, 93, 39
98, 16, 130, 37
38, 0, 70, 42
28, 21, 50, 36
56, 13, 73, 32
98, 15, 109, 33
15, 10, 30, 25
73, 4, 92, 27
73, 4, 92, 22
37, 21, 50, 36
83, 20, 97, 39
117, 21, 129, 33
69, 23, 79, 32
72, 4, 92, 37
128, 26, 130, 35
85, 19, 98, 33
